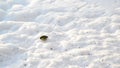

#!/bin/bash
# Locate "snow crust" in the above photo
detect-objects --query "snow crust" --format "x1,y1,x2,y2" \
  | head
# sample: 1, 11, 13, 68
0, 0, 120, 68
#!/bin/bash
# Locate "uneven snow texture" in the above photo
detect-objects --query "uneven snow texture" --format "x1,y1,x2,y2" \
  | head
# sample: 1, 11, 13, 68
0, 0, 120, 68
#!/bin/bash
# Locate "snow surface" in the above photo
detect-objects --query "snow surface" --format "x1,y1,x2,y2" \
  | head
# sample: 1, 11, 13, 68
0, 0, 120, 68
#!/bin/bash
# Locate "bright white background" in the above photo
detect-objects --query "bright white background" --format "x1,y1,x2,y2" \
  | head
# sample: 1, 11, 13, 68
0, 0, 120, 68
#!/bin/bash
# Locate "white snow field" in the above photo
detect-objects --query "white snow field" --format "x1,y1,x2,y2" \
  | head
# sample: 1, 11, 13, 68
0, 0, 120, 68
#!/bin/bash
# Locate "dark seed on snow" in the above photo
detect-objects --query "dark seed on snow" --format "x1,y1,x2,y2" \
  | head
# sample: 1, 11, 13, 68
50, 48, 53, 50
40, 35, 48, 41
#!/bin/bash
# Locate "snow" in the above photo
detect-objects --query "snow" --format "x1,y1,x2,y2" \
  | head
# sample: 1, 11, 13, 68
0, 0, 120, 68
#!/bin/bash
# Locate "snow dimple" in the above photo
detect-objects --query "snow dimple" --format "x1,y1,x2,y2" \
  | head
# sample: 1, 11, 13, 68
0, 21, 22, 34
0, 0, 30, 21
0, 9, 6, 21
0, 43, 26, 67
111, 15, 120, 23
114, 8, 120, 15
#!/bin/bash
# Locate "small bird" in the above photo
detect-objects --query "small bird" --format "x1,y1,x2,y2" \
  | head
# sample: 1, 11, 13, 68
40, 35, 48, 41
